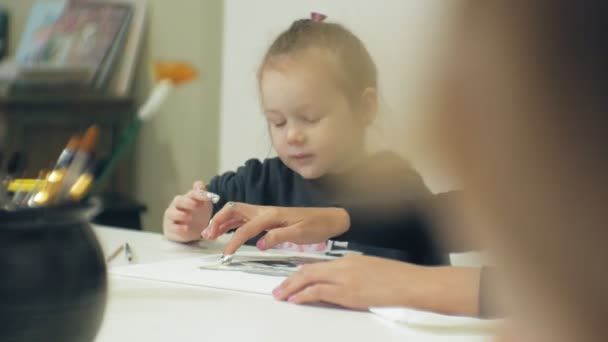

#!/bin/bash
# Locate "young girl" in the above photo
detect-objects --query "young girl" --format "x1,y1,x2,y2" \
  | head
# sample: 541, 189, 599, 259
231, 5, 608, 342
163, 14, 444, 265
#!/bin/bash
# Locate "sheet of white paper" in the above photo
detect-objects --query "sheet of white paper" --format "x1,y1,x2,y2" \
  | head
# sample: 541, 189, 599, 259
110, 251, 334, 295
370, 307, 501, 331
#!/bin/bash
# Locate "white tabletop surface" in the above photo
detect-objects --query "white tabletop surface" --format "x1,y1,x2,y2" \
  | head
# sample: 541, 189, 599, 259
93, 225, 495, 342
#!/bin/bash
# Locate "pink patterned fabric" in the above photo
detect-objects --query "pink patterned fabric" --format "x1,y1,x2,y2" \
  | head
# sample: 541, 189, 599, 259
273, 241, 329, 253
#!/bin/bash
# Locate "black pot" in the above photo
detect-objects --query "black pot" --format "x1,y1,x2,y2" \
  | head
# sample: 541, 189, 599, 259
0, 199, 107, 342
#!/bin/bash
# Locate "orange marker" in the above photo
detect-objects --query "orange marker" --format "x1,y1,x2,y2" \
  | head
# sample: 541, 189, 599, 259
54, 135, 81, 169
57, 126, 100, 203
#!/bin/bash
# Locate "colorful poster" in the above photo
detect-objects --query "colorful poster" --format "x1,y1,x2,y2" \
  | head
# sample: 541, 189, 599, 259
15, 0, 67, 65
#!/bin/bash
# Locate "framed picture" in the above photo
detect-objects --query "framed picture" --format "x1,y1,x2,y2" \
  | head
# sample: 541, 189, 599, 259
15, 0, 136, 91
37, 2, 131, 69
92, 0, 147, 95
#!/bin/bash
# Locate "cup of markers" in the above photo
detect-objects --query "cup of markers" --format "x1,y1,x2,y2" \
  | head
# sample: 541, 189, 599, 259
0, 127, 108, 342
0, 198, 106, 342
2, 126, 102, 211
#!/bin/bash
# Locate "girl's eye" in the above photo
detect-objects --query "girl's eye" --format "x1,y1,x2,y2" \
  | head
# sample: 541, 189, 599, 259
303, 114, 322, 124
266, 114, 286, 128
271, 120, 287, 128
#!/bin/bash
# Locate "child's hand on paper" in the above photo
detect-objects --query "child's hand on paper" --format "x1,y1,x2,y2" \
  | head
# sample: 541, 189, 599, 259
163, 181, 213, 242
202, 203, 351, 255
273, 254, 481, 315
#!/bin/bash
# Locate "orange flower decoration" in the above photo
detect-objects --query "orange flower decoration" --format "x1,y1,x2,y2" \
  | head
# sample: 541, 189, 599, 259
154, 61, 198, 85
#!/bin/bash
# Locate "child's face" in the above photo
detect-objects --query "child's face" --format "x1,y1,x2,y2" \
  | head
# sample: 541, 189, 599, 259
260, 53, 369, 179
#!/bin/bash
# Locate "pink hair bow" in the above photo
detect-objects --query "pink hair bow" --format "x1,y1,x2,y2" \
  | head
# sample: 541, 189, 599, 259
310, 12, 327, 22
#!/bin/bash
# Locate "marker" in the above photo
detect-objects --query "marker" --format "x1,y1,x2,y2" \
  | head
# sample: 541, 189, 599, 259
220, 254, 234, 265
30, 136, 82, 207
22, 170, 47, 208
58, 126, 99, 202
6, 182, 26, 210
53, 135, 80, 169
8, 179, 43, 192
124, 243, 133, 262
29, 169, 65, 207
198, 189, 220, 204
68, 159, 99, 202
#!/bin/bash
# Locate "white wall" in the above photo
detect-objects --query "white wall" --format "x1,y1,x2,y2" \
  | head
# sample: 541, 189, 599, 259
132, 0, 222, 231
219, 0, 456, 192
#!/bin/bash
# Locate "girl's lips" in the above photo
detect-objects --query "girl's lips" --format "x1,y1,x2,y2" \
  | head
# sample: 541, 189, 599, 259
291, 153, 313, 158
290, 154, 315, 162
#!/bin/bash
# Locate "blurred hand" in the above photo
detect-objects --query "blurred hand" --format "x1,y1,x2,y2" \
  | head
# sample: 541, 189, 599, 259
163, 181, 214, 242
273, 254, 481, 315
202, 203, 350, 255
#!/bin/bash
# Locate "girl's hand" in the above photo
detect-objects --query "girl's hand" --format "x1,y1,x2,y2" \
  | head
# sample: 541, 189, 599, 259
202, 203, 351, 255
163, 181, 214, 242
273, 254, 481, 316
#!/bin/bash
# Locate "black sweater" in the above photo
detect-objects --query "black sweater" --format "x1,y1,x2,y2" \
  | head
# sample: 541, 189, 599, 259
207, 151, 445, 265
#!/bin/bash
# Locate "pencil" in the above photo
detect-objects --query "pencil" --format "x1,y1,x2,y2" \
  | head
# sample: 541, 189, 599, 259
106, 244, 125, 263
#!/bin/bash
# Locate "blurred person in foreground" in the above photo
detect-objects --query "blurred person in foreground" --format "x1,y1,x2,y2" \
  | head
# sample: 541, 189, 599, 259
434, 1, 608, 341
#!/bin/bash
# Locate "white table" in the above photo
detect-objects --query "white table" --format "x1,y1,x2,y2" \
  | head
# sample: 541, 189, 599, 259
94, 226, 494, 342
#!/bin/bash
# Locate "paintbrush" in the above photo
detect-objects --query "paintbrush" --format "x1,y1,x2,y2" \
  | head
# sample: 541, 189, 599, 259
92, 62, 198, 194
